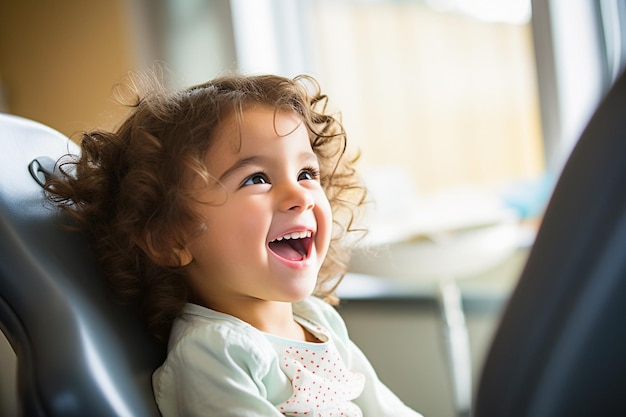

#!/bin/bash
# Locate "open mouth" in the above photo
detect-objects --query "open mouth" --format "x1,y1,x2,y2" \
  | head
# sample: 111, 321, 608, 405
268, 231, 313, 262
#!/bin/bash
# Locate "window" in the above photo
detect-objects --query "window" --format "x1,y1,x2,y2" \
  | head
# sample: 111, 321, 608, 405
145, 0, 626, 240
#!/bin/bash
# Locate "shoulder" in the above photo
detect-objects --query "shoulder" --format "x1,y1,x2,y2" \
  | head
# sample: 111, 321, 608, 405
167, 303, 274, 360
156, 303, 280, 387
154, 303, 279, 389
153, 304, 291, 415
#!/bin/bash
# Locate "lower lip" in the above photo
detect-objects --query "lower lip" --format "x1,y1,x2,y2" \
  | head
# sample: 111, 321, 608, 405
268, 249, 314, 270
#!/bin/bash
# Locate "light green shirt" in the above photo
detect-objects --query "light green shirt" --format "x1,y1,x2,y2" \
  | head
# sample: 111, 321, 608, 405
152, 296, 423, 417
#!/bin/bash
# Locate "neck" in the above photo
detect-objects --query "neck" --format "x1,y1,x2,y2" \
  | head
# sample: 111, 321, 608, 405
247, 302, 320, 343
241, 301, 296, 336
205, 298, 307, 340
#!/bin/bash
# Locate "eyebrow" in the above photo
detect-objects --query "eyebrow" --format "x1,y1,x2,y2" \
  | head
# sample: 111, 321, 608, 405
218, 151, 319, 183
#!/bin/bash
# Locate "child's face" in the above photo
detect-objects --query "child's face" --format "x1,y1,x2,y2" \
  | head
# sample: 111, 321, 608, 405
182, 106, 333, 315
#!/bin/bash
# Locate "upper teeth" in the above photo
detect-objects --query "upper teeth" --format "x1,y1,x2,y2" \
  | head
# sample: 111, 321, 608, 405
273, 231, 312, 242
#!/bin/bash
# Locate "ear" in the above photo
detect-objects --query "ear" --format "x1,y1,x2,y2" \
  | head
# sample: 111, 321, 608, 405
174, 248, 193, 266
136, 232, 193, 267
171, 246, 193, 267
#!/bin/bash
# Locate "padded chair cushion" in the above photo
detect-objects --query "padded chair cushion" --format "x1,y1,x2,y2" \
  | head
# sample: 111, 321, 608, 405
0, 113, 164, 417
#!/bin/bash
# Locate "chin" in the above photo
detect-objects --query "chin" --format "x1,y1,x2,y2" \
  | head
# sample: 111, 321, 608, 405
280, 281, 317, 303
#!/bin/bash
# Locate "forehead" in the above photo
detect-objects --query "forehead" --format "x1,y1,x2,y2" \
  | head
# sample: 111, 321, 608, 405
211, 105, 309, 153
200, 106, 317, 180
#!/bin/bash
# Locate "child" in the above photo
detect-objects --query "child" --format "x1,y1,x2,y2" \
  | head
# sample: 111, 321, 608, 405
46, 72, 423, 416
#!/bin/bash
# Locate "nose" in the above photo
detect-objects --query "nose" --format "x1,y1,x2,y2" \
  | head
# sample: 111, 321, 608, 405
278, 182, 315, 213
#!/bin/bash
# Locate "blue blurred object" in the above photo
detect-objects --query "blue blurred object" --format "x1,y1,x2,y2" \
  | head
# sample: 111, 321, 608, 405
500, 174, 555, 220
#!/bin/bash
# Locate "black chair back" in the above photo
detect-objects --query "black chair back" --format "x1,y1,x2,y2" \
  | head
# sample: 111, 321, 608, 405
474, 69, 626, 416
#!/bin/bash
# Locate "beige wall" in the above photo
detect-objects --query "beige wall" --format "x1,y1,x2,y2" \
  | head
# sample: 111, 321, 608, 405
0, 0, 136, 138
313, 2, 545, 194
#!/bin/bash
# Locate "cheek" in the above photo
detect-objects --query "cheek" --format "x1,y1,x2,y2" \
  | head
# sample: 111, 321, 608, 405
316, 195, 334, 242
215, 201, 271, 250
321, 198, 333, 227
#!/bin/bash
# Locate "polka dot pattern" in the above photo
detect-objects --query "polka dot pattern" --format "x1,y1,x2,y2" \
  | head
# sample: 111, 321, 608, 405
272, 325, 365, 416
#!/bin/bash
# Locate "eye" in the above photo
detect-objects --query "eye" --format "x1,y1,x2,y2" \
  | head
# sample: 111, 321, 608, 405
298, 167, 321, 181
242, 173, 269, 186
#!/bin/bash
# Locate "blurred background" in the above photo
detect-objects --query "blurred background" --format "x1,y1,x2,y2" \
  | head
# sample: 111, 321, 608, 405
1, 0, 625, 416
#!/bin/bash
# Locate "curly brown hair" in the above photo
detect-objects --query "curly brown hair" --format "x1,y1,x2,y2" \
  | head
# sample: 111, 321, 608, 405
46, 72, 366, 341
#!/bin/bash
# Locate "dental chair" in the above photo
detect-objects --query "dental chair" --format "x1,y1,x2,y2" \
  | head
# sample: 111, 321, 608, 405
1, 67, 626, 417
0, 113, 164, 416
473, 68, 626, 416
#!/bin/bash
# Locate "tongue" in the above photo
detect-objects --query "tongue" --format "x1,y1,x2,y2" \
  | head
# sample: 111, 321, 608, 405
269, 240, 305, 261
